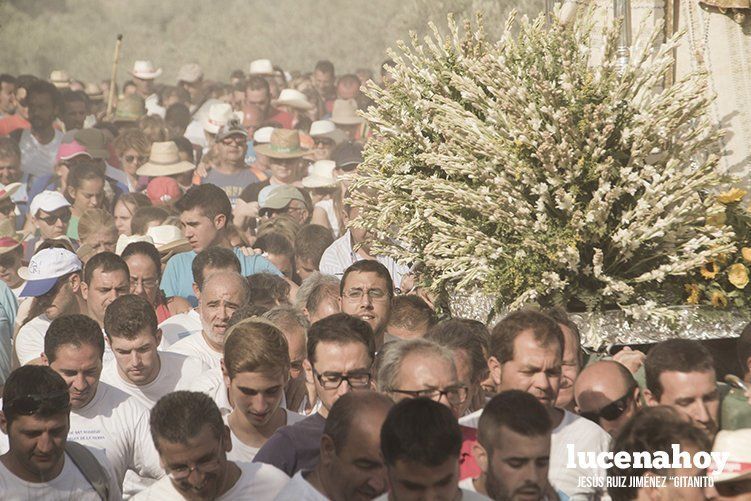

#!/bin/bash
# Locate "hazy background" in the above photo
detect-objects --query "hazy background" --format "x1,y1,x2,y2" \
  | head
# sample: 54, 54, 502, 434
1, 0, 544, 84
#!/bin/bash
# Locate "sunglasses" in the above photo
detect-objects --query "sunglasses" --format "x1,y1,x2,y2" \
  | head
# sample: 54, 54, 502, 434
37, 209, 72, 225
3, 389, 70, 415
124, 155, 148, 164
0, 203, 16, 216
221, 136, 246, 146
580, 386, 636, 423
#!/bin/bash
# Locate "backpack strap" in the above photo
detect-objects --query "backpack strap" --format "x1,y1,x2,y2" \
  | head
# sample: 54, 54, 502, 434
64, 441, 111, 501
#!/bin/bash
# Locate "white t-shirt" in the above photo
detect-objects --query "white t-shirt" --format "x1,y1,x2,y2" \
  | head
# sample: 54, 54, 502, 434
100, 351, 209, 408
374, 488, 489, 500
133, 461, 290, 500
458, 476, 477, 492
19, 128, 63, 178
228, 410, 306, 463
318, 230, 410, 289
144, 94, 165, 118
314, 199, 341, 238
273, 470, 328, 500
158, 309, 202, 349
191, 368, 292, 417
15, 314, 52, 365
167, 331, 222, 369
0, 446, 121, 501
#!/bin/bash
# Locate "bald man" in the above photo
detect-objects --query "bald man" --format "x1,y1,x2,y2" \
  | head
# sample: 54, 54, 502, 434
573, 360, 641, 436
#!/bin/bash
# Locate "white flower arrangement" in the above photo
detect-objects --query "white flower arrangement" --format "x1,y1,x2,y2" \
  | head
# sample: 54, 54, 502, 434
351, 10, 737, 316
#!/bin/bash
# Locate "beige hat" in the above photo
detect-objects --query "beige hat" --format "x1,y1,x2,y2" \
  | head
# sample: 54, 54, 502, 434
710, 429, 751, 483
249, 59, 274, 76
114, 94, 146, 123
273, 88, 314, 111
203, 103, 243, 135
302, 160, 338, 188
309, 120, 347, 145
146, 225, 191, 255
137, 142, 196, 177
253, 126, 275, 144
115, 234, 153, 256
254, 129, 309, 159
129, 60, 162, 80
84, 82, 104, 101
50, 70, 71, 89
177, 63, 203, 84
331, 99, 364, 125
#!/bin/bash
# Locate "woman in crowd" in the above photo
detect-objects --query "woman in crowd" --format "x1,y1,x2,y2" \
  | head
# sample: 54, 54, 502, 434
113, 192, 151, 236
77, 208, 118, 255
112, 128, 150, 193
65, 161, 106, 240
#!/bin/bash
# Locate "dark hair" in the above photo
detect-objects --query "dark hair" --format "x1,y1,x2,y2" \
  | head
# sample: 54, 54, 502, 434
192, 246, 241, 289
315, 60, 335, 76
388, 295, 436, 332
104, 294, 158, 341
608, 406, 711, 501
83, 251, 129, 286
2, 365, 70, 425
337, 74, 361, 91
245, 76, 270, 95
477, 390, 552, 453
0, 136, 21, 161
253, 232, 294, 261
115, 192, 152, 219
62, 89, 88, 107
294, 224, 334, 265
165, 103, 191, 135
130, 206, 170, 235
381, 398, 461, 467
25, 79, 61, 110
544, 306, 583, 367
427, 318, 488, 384
150, 391, 224, 449
739, 322, 751, 377
228, 303, 271, 327
340, 260, 394, 298
645, 339, 715, 400
489, 310, 563, 364
0, 74, 16, 87
171, 135, 195, 163
44, 314, 104, 363
247, 272, 290, 308
223, 320, 289, 378
66, 159, 105, 194
307, 313, 375, 364
324, 392, 393, 454
175, 184, 231, 223
122, 241, 162, 278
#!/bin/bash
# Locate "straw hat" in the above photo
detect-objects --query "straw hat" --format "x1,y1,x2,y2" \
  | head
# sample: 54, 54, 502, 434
129, 60, 162, 80
146, 225, 191, 256
710, 429, 751, 483
115, 234, 153, 256
272, 89, 314, 111
177, 63, 203, 84
330, 99, 365, 125
254, 129, 309, 159
203, 103, 243, 135
302, 160, 338, 188
49, 70, 71, 89
0, 220, 23, 255
249, 59, 274, 76
137, 142, 196, 177
114, 94, 146, 123
84, 83, 104, 102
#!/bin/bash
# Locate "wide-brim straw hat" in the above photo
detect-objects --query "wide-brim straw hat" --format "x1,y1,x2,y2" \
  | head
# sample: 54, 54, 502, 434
129, 60, 162, 80
331, 99, 365, 125
302, 160, 338, 188
273, 89, 314, 111
50, 70, 71, 89
137, 141, 195, 177
146, 225, 191, 255
254, 129, 309, 159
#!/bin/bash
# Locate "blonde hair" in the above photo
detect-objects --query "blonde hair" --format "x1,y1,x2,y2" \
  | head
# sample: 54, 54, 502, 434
78, 208, 116, 242
112, 128, 150, 157
138, 115, 169, 143
223, 319, 290, 379
256, 216, 300, 245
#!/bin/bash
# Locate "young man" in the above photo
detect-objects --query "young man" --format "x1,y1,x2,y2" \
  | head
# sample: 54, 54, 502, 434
101, 294, 207, 408
338, 260, 393, 349
254, 313, 375, 476
160, 184, 280, 306
0, 365, 121, 500
12, 80, 63, 179
81, 251, 131, 335
275, 392, 394, 500
134, 391, 289, 500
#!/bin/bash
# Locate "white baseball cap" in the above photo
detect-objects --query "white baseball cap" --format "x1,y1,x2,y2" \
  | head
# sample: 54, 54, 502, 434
29, 191, 71, 217
18, 248, 82, 297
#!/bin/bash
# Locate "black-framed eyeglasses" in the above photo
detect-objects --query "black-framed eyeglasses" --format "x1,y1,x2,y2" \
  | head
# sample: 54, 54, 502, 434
313, 368, 372, 390
3, 389, 70, 416
0, 202, 16, 216
165, 439, 224, 481
37, 209, 72, 225
580, 386, 636, 423
388, 386, 469, 406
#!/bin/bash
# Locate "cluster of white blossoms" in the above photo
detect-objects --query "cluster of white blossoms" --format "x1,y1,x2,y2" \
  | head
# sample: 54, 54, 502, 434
351, 10, 737, 316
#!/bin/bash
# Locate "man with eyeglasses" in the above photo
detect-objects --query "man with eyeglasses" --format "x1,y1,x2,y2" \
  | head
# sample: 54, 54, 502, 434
201, 121, 259, 207
258, 185, 311, 226
574, 360, 641, 437
25, 190, 72, 261
254, 312, 376, 476
0, 365, 120, 500
134, 391, 289, 500
339, 259, 394, 350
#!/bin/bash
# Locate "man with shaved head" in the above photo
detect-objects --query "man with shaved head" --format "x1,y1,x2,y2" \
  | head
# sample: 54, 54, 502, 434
574, 360, 641, 436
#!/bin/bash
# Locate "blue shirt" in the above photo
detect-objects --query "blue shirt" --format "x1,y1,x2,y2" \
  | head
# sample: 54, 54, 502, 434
160, 247, 281, 306
0, 280, 18, 385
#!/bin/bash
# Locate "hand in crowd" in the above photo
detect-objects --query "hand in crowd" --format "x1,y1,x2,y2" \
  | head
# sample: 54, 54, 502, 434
611, 345, 646, 374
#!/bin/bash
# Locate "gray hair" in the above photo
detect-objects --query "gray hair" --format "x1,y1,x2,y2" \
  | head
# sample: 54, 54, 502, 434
263, 304, 310, 331
294, 272, 340, 310
376, 338, 457, 393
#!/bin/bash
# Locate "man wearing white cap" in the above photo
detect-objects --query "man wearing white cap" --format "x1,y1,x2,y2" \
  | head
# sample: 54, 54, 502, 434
709, 429, 751, 499
15, 248, 86, 366
24, 190, 71, 262
129, 60, 164, 117
176, 63, 204, 110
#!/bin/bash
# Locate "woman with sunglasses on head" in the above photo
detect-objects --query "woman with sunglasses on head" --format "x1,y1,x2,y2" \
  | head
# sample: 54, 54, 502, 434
112, 128, 150, 193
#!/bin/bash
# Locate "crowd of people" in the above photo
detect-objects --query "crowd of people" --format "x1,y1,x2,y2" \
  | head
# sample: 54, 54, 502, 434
0, 57, 750, 501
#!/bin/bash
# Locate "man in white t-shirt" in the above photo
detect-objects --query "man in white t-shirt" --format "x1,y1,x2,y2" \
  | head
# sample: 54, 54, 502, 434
167, 270, 249, 369
134, 391, 289, 500
12, 80, 63, 179
101, 294, 208, 408
81, 251, 131, 336
0, 365, 121, 500
275, 392, 393, 500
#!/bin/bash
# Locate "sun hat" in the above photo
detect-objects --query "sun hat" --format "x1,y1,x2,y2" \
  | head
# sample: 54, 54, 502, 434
74, 128, 112, 160
177, 63, 203, 84
56, 141, 92, 163
302, 160, 338, 188
253, 126, 275, 144
272, 89, 314, 111
249, 59, 274, 76
84, 83, 104, 102
50, 70, 71, 89
261, 185, 308, 210
113, 94, 146, 123
129, 60, 162, 80
330, 99, 365, 125
331, 141, 364, 169
254, 129, 309, 159
203, 103, 243, 135
146, 225, 190, 255
309, 120, 336, 137
0, 220, 23, 255
18, 248, 82, 297
710, 429, 751, 483
137, 142, 195, 177
115, 234, 154, 256
0, 183, 22, 205
146, 176, 182, 205
29, 190, 71, 217
216, 120, 249, 142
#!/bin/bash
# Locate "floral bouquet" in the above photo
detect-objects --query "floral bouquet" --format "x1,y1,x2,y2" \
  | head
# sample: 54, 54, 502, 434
351, 9, 737, 319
